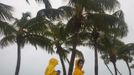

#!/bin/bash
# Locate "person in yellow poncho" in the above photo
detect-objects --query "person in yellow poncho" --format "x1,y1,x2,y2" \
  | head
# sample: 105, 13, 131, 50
45, 58, 59, 75
73, 59, 85, 75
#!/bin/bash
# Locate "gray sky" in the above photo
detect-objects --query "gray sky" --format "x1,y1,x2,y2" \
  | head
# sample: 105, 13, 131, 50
0, 0, 134, 75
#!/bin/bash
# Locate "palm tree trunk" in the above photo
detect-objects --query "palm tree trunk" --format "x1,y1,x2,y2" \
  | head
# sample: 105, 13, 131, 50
104, 62, 114, 75
68, 44, 76, 75
125, 60, 131, 75
117, 68, 122, 75
66, 57, 70, 64
56, 44, 67, 75
59, 53, 66, 75
112, 62, 117, 75
94, 44, 98, 75
15, 43, 21, 75
92, 30, 99, 75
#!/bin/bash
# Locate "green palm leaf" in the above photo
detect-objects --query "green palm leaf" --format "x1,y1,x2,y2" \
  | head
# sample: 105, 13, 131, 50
26, 0, 52, 9
130, 64, 134, 69
0, 21, 16, 35
37, 8, 63, 20
95, 0, 119, 11
68, 48, 84, 60
37, 6, 74, 20
0, 3, 13, 20
35, 0, 52, 9
86, 12, 128, 37
25, 34, 54, 53
119, 43, 134, 55
58, 6, 74, 19
25, 17, 52, 33
15, 12, 31, 28
68, 0, 119, 12
0, 35, 16, 48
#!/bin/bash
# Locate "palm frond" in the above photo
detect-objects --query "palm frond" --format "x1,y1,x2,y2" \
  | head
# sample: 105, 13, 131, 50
26, 0, 52, 8
0, 21, 16, 35
25, 34, 54, 53
48, 22, 68, 42
58, 6, 74, 19
101, 54, 110, 64
68, 48, 84, 60
58, 47, 70, 61
95, 0, 120, 11
0, 35, 16, 48
86, 12, 128, 37
130, 64, 134, 69
75, 49, 84, 60
113, 10, 128, 37
35, 0, 52, 9
17, 12, 31, 28
68, 0, 119, 12
37, 8, 64, 20
25, 17, 52, 33
113, 10, 124, 20
0, 3, 14, 21
26, 0, 30, 4
119, 43, 134, 54
87, 13, 118, 29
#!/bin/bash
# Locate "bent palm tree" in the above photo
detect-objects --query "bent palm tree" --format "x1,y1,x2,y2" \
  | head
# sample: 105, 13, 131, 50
35, 3, 74, 75
47, 22, 69, 75
85, 9, 127, 75
118, 43, 134, 75
27, 17, 69, 75
98, 35, 125, 75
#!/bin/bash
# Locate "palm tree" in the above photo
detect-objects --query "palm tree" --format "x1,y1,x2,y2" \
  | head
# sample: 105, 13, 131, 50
99, 36, 134, 75
100, 48, 123, 75
0, 13, 31, 75
34, 2, 74, 75
28, 18, 72, 75
84, 9, 127, 75
98, 35, 126, 75
117, 43, 134, 75
0, 12, 53, 75
46, 22, 69, 75
35, 2, 74, 74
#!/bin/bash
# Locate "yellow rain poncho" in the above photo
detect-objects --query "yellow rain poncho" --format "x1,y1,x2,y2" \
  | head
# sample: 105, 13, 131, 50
45, 58, 58, 75
73, 60, 84, 75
